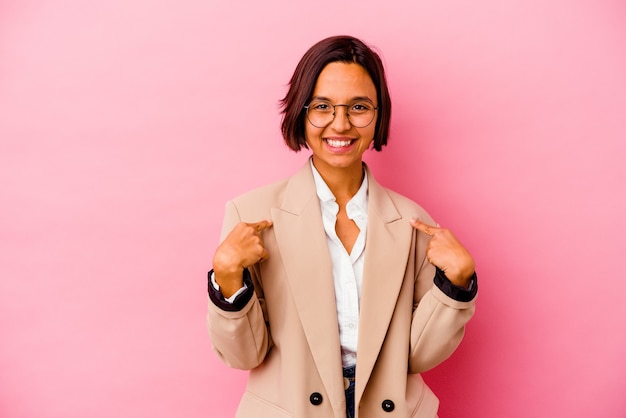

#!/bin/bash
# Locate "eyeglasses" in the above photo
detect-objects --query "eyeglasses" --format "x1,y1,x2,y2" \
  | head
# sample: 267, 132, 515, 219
304, 100, 379, 128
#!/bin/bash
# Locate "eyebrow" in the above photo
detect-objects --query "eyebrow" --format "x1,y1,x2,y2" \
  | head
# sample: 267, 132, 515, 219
311, 95, 375, 104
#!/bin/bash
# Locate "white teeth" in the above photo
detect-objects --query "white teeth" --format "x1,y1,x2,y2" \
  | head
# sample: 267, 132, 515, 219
326, 139, 352, 147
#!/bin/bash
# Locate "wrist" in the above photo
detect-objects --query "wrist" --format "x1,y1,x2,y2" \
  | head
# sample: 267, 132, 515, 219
213, 270, 244, 298
444, 266, 475, 289
207, 269, 255, 312
212, 251, 246, 298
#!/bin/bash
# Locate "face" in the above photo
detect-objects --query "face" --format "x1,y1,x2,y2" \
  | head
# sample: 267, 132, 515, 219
305, 62, 378, 174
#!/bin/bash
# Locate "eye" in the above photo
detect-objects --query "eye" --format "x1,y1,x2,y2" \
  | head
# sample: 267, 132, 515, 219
309, 101, 332, 112
350, 102, 372, 113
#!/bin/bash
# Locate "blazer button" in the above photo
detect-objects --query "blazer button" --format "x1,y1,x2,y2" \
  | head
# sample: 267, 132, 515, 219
382, 399, 395, 412
310, 392, 323, 406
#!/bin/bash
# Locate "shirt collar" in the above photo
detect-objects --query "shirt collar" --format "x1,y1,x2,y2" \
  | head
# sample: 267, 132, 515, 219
309, 158, 369, 213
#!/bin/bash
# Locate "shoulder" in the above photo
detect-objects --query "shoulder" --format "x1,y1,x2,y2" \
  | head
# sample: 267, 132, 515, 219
365, 164, 436, 224
229, 177, 290, 213
228, 162, 314, 217
217, 176, 295, 240
384, 187, 435, 223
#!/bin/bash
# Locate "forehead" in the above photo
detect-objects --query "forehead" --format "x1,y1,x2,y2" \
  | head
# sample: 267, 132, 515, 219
312, 62, 377, 101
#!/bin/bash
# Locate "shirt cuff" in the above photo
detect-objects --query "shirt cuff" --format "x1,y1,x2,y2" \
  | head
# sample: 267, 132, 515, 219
207, 268, 255, 311
433, 267, 478, 302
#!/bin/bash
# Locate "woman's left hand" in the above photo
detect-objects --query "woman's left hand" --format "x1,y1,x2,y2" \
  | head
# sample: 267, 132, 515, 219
410, 218, 475, 288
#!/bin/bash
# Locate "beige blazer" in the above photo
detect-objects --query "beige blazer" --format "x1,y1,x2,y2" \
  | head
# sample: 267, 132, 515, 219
207, 162, 476, 418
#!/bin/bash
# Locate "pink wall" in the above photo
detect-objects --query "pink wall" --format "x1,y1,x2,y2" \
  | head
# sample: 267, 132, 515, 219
1, 1, 625, 417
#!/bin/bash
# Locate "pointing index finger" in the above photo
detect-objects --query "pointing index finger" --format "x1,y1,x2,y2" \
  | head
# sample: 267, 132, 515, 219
248, 220, 273, 233
410, 217, 437, 236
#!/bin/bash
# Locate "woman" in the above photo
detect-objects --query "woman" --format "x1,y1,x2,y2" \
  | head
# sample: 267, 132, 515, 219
207, 35, 477, 418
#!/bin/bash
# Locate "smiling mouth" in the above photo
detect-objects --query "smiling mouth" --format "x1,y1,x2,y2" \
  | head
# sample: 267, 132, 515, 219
325, 138, 355, 148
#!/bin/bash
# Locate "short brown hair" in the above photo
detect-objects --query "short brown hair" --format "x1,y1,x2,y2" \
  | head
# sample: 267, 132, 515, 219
280, 35, 392, 152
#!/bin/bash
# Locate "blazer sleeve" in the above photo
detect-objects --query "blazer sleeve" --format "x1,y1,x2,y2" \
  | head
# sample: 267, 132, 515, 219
206, 200, 272, 370
408, 224, 477, 374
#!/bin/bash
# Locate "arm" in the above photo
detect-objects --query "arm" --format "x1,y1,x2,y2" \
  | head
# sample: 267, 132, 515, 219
206, 200, 273, 370
408, 219, 477, 374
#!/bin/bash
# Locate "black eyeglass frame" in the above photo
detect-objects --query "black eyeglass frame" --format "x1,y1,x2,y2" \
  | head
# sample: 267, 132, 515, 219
303, 101, 380, 128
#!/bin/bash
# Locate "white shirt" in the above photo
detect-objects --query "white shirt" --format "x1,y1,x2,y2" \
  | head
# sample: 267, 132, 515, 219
310, 161, 368, 368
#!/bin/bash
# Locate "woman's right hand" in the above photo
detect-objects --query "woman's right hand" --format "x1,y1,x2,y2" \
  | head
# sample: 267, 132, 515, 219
212, 220, 273, 297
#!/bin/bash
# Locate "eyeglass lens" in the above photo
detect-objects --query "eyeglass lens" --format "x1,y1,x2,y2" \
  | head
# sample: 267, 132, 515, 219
306, 100, 377, 128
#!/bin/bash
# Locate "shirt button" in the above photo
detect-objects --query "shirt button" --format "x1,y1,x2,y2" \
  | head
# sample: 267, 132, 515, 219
382, 399, 395, 412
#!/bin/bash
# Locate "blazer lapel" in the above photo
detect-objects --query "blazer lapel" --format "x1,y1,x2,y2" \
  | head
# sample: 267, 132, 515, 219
270, 163, 345, 416
355, 166, 413, 403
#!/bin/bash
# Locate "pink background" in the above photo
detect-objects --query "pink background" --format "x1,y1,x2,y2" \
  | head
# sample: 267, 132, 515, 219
1, 0, 625, 417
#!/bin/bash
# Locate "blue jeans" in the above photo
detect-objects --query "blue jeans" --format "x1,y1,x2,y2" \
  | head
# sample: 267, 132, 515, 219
343, 365, 356, 418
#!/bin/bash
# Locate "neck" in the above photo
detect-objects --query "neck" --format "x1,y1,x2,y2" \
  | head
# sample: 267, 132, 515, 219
312, 158, 364, 201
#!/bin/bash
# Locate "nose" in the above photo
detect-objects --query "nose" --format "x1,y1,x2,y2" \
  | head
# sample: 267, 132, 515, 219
329, 104, 352, 131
